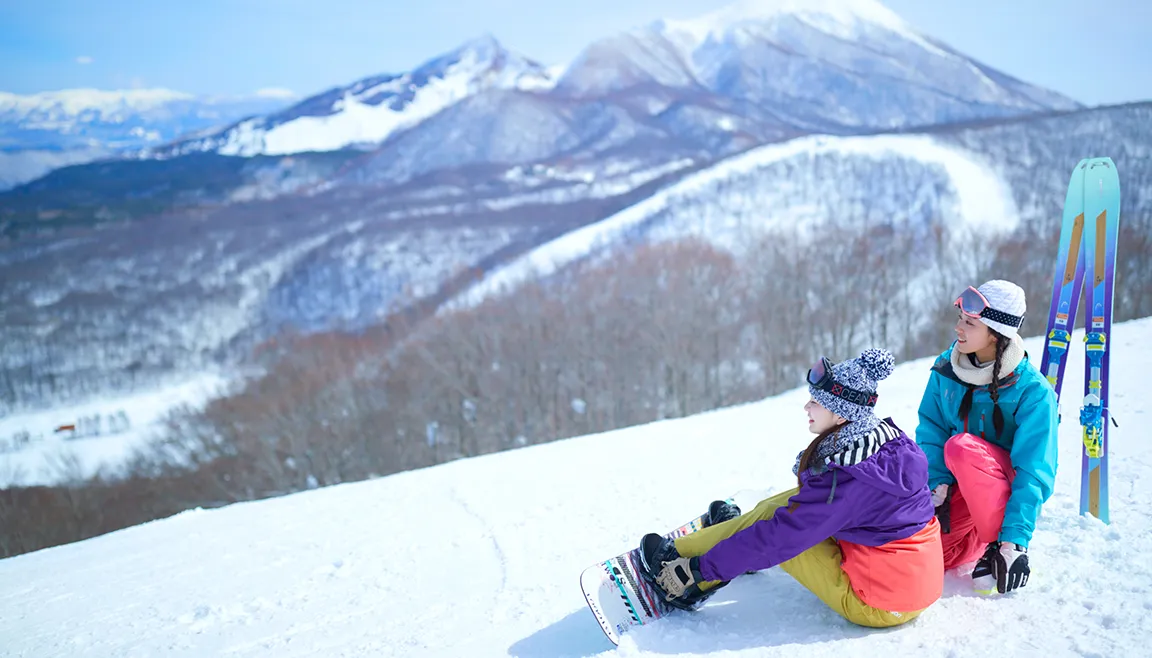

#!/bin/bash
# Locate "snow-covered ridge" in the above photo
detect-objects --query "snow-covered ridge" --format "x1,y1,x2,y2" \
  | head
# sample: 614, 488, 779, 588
555, 0, 1075, 128
451, 132, 1019, 308
0, 88, 299, 124
660, 0, 920, 44
156, 0, 1076, 163
167, 35, 556, 158
0, 87, 301, 189
655, 0, 952, 64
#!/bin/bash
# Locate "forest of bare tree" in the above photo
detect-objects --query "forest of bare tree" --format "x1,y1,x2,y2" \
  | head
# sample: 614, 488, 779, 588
2, 209, 1150, 558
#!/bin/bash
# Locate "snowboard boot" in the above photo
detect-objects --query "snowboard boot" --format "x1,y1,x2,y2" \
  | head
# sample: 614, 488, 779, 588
704, 500, 741, 527
638, 533, 726, 611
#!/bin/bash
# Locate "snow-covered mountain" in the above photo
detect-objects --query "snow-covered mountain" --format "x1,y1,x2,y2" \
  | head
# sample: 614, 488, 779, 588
451, 133, 1021, 309
3, 103, 1148, 415
0, 0, 1130, 413
1, 316, 1148, 656
6, 0, 1086, 195
154, 35, 556, 158
0, 88, 298, 150
1, 88, 192, 147
556, 0, 1079, 129
453, 103, 1152, 314
0, 88, 296, 189
146, 0, 1079, 184
329, 87, 778, 187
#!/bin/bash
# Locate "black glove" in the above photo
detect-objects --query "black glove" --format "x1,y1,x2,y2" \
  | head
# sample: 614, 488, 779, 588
992, 542, 1030, 593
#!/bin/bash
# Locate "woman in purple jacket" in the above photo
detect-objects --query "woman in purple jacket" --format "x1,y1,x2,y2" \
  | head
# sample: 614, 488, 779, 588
640, 348, 944, 627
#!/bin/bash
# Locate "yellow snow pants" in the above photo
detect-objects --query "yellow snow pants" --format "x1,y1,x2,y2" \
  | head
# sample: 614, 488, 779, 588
673, 488, 923, 628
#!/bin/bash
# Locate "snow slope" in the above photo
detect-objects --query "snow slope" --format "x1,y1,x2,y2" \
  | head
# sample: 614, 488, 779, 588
1, 317, 1149, 657
452, 133, 1019, 307
0, 373, 228, 487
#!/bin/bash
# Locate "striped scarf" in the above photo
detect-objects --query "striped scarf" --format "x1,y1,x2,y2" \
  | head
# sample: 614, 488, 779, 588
791, 416, 899, 475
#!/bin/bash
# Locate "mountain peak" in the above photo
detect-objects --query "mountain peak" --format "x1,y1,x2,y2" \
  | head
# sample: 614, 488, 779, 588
428, 34, 552, 88
152, 33, 555, 158
658, 0, 919, 44
556, 0, 1075, 125
410, 33, 551, 90
451, 33, 503, 59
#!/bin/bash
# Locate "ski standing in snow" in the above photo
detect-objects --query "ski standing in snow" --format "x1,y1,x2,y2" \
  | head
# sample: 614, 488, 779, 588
1039, 157, 1121, 524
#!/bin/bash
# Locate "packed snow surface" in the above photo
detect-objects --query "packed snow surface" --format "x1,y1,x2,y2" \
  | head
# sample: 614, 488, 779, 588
1, 318, 1148, 657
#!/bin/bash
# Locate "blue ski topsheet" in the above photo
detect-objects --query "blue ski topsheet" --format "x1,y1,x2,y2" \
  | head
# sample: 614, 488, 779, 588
1040, 159, 1087, 398
1079, 157, 1120, 524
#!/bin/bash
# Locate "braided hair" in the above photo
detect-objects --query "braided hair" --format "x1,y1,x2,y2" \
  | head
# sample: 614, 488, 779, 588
987, 331, 1011, 437
958, 330, 1012, 438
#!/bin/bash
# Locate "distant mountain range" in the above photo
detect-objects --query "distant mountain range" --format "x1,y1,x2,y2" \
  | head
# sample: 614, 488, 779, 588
3, 0, 1079, 195
3, 0, 1145, 415
0, 88, 296, 190
152, 36, 555, 158
138, 0, 1078, 188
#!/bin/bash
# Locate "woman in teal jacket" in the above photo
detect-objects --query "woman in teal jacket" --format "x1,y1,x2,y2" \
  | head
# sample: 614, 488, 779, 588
915, 280, 1058, 595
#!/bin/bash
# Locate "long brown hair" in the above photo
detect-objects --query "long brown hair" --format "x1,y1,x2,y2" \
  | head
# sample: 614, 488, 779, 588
788, 421, 850, 512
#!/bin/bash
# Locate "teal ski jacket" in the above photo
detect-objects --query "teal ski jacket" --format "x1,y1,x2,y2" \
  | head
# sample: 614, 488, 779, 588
915, 343, 1058, 548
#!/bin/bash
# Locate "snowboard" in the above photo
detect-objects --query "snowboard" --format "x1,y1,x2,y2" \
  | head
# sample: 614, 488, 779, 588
579, 488, 773, 645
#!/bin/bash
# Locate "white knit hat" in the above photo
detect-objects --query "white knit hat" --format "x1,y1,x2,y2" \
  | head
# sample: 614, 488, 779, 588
976, 280, 1027, 338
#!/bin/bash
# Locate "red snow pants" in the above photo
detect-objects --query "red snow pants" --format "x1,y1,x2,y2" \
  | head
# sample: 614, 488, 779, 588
941, 432, 1016, 570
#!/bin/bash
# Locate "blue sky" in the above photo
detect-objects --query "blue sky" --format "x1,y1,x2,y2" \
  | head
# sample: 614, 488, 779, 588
1, 0, 1148, 106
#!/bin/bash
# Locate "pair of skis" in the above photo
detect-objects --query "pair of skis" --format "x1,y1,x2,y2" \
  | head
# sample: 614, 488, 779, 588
1039, 157, 1121, 524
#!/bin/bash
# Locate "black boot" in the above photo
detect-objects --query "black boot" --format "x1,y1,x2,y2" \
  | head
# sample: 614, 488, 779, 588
705, 500, 741, 527
638, 533, 724, 611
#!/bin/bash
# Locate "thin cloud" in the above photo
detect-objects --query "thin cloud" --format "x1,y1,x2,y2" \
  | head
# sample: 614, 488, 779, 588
75, 55, 94, 65
253, 87, 298, 100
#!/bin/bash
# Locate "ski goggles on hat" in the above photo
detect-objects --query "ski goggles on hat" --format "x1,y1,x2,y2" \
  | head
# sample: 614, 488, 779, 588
954, 286, 1023, 328
806, 357, 878, 407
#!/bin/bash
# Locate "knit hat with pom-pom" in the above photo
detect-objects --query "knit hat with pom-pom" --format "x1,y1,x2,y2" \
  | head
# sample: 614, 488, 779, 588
809, 348, 895, 424
794, 348, 898, 476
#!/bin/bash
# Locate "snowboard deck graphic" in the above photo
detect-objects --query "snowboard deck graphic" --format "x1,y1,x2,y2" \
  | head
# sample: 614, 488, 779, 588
579, 488, 773, 645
